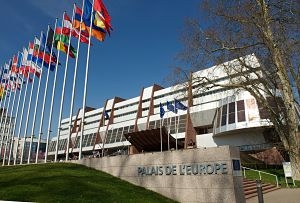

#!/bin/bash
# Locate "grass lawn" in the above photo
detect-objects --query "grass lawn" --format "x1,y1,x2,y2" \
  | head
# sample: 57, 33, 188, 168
243, 168, 300, 188
0, 163, 177, 203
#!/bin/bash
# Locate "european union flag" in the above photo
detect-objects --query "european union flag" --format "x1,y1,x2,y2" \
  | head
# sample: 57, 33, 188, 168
175, 99, 187, 111
167, 101, 177, 114
159, 103, 165, 119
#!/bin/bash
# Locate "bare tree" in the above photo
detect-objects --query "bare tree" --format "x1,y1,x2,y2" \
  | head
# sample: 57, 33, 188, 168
177, 0, 300, 179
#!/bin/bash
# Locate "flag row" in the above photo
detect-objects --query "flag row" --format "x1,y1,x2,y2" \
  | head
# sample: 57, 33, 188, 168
159, 99, 188, 118
0, 0, 112, 98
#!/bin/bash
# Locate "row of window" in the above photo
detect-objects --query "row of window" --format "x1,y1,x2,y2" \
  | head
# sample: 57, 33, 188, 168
216, 99, 253, 127
0, 127, 13, 134
154, 88, 186, 100
105, 125, 134, 144
114, 102, 140, 111
48, 133, 98, 152
0, 119, 14, 124
114, 110, 137, 118
148, 115, 187, 134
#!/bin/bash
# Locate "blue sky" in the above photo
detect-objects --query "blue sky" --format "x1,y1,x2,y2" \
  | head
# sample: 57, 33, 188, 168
0, 0, 199, 137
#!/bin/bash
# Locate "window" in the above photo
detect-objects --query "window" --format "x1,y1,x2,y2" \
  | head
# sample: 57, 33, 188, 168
75, 137, 80, 148
178, 115, 186, 133
170, 117, 176, 134
128, 125, 134, 133
221, 104, 227, 126
115, 127, 124, 142
105, 130, 113, 144
228, 102, 235, 124
237, 100, 246, 122
148, 121, 155, 129
216, 107, 221, 127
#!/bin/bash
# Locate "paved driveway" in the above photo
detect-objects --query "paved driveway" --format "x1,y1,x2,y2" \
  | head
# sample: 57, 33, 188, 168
246, 188, 300, 203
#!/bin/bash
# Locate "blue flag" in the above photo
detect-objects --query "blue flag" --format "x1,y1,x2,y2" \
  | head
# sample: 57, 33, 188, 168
40, 32, 47, 51
159, 103, 165, 119
167, 101, 177, 114
175, 99, 187, 111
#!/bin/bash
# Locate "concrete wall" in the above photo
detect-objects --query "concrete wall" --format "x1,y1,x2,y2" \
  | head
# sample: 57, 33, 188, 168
73, 146, 245, 203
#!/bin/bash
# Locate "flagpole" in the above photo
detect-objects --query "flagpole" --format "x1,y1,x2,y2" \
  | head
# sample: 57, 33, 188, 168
79, 0, 94, 160
0, 68, 14, 164
8, 52, 24, 165
38, 22, 58, 164
3, 54, 21, 165
66, 3, 83, 161
14, 48, 31, 165
2, 74, 16, 166
0, 89, 9, 159
20, 35, 43, 164
46, 19, 63, 163
28, 30, 49, 164
55, 10, 74, 162
0, 65, 4, 158
11, 76, 24, 165
174, 98, 177, 150
160, 118, 163, 152
0, 85, 7, 159
18, 43, 37, 164
167, 104, 171, 151
0, 61, 12, 159
176, 112, 179, 151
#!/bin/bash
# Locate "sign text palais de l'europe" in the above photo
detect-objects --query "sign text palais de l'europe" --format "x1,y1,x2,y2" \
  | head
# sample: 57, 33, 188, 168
138, 162, 227, 176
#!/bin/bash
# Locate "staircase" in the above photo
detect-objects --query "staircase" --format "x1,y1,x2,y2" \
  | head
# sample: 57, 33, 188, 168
243, 178, 279, 199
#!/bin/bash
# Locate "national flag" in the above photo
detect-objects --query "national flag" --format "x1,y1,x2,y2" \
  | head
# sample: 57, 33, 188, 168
45, 27, 59, 71
55, 22, 70, 44
17, 53, 23, 68
40, 32, 58, 64
0, 85, 5, 99
7, 74, 24, 91
90, 24, 106, 41
175, 99, 188, 111
83, 0, 93, 23
74, 3, 106, 42
20, 62, 42, 78
167, 101, 177, 114
159, 103, 165, 119
21, 48, 42, 78
47, 26, 76, 58
84, 0, 107, 41
11, 55, 18, 73
73, 6, 85, 30
94, 0, 113, 35
63, 13, 89, 44
41, 33, 47, 51
56, 41, 77, 58
27, 44, 56, 70
63, 13, 73, 29
46, 27, 55, 50
34, 37, 41, 48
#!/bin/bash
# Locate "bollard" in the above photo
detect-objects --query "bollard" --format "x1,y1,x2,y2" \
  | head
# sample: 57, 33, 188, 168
256, 179, 264, 203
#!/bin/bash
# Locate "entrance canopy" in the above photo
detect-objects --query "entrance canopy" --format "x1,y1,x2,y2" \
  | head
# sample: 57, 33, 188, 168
124, 127, 183, 152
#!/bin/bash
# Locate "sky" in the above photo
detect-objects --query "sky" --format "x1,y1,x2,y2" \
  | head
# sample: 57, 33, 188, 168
0, 0, 200, 138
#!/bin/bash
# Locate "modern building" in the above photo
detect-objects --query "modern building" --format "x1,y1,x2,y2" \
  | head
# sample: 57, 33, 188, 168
0, 109, 15, 161
0, 109, 48, 164
47, 54, 300, 161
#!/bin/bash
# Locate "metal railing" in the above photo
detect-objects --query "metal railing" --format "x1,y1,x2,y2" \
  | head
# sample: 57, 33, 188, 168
242, 166, 279, 187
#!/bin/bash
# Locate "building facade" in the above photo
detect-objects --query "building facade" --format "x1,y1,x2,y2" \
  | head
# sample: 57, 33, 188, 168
47, 54, 300, 160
